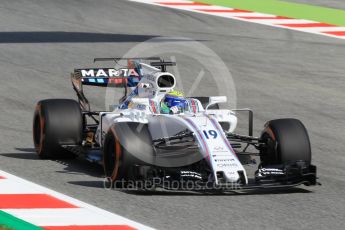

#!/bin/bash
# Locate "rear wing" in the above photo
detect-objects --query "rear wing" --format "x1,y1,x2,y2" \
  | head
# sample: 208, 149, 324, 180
71, 68, 128, 111
73, 68, 128, 87
70, 58, 176, 111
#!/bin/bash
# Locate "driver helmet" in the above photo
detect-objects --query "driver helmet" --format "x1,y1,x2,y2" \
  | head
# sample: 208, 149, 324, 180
161, 91, 187, 114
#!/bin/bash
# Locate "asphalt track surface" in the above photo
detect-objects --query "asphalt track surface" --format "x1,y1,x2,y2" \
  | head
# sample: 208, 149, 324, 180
287, 0, 345, 10
0, 0, 345, 229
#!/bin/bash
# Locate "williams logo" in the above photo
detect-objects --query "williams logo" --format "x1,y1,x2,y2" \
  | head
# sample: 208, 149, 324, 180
213, 146, 227, 152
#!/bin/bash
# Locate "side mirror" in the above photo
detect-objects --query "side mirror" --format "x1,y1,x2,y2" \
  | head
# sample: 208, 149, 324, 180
206, 96, 227, 110
139, 83, 152, 89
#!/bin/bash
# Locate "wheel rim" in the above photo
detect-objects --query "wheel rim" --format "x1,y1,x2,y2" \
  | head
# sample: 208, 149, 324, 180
260, 129, 279, 164
105, 137, 116, 177
33, 114, 41, 148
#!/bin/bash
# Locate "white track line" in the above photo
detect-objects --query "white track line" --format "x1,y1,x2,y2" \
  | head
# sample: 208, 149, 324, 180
0, 179, 42, 194
4, 209, 136, 226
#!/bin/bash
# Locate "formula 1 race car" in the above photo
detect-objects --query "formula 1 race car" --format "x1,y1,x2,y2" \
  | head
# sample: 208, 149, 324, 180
33, 57, 318, 191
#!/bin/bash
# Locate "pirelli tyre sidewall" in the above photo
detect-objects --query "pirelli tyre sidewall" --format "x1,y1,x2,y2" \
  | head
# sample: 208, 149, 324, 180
260, 118, 311, 166
103, 122, 155, 186
33, 99, 83, 159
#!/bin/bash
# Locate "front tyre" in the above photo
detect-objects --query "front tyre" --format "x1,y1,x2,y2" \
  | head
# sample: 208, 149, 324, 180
103, 127, 126, 187
103, 123, 154, 188
260, 118, 311, 166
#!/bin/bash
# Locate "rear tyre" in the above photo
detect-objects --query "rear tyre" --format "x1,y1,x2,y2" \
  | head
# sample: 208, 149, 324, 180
33, 99, 83, 159
260, 118, 311, 166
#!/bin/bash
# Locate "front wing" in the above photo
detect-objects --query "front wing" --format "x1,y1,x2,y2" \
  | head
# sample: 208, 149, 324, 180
123, 161, 318, 192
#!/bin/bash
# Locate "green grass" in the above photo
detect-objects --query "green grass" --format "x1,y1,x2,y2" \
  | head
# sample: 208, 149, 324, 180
196, 0, 345, 26
0, 226, 14, 230
0, 211, 43, 230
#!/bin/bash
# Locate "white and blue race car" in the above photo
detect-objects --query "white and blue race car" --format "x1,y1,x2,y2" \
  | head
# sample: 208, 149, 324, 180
33, 57, 318, 191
